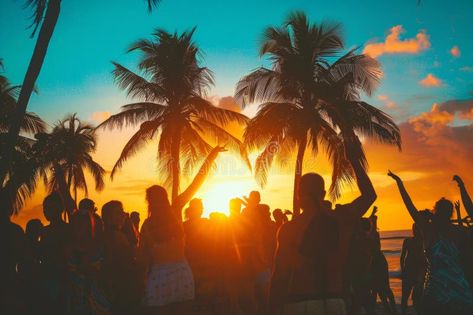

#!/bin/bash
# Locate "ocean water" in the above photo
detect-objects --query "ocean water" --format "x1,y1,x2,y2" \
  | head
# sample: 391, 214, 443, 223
380, 229, 413, 303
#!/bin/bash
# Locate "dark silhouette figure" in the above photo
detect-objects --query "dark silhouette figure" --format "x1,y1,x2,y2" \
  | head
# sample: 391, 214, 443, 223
369, 207, 398, 315
183, 198, 213, 307
0, 189, 26, 314
347, 217, 377, 315
241, 191, 261, 216
270, 135, 377, 315
23, 219, 44, 314
389, 170, 473, 315
130, 211, 141, 244
139, 146, 225, 314
272, 208, 288, 230
400, 223, 425, 315
38, 192, 70, 315
68, 197, 109, 314
101, 200, 140, 315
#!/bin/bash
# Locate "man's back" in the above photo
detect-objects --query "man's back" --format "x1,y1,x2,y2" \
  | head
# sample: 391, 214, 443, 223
276, 213, 318, 300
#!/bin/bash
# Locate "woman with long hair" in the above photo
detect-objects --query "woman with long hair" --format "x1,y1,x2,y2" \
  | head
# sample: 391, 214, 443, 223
139, 146, 225, 314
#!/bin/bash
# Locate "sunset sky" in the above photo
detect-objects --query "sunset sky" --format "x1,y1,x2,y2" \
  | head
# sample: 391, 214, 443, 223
2, 0, 473, 230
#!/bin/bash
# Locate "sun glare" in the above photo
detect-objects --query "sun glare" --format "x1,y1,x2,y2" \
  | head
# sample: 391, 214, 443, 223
197, 178, 256, 217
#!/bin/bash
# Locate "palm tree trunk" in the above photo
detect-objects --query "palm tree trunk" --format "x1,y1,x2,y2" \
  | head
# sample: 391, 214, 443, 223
52, 161, 75, 217
0, 0, 61, 185
171, 130, 182, 203
293, 133, 307, 216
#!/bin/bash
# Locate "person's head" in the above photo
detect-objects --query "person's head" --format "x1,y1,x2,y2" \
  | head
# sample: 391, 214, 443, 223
102, 200, 125, 229
272, 208, 285, 223
0, 189, 14, 220
229, 198, 242, 217
146, 185, 171, 218
130, 211, 140, 227
78, 198, 96, 213
257, 204, 271, 221
43, 192, 63, 223
432, 198, 453, 223
248, 191, 261, 205
299, 173, 326, 211
185, 198, 203, 221
26, 219, 43, 241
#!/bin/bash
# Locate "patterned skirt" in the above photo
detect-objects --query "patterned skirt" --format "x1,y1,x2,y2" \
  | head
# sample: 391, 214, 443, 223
144, 261, 195, 307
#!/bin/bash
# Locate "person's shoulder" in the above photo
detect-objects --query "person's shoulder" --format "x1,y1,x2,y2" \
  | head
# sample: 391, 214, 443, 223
10, 221, 24, 236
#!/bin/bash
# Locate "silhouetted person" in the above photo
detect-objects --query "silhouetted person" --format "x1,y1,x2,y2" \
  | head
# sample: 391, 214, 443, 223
38, 192, 70, 315
0, 189, 26, 314
122, 212, 139, 248
23, 219, 43, 314
273, 208, 288, 230
77, 197, 104, 244
183, 198, 213, 305
139, 146, 225, 314
130, 211, 140, 244
369, 207, 398, 315
254, 204, 276, 315
68, 197, 109, 314
389, 170, 473, 315
347, 217, 376, 315
400, 223, 425, 315
101, 200, 139, 315
270, 135, 376, 315
139, 185, 193, 314
241, 190, 261, 216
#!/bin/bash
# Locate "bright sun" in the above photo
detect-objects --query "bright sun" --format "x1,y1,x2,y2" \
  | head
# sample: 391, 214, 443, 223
197, 178, 256, 217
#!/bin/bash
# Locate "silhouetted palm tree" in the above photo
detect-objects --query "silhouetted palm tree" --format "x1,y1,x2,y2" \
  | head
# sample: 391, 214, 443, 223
0, 0, 61, 185
43, 114, 105, 203
0, 64, 47, 213
0, 63, 46, 135
0, 0, 163, 189
236, 12, 400, 214
99, 28, 249, 201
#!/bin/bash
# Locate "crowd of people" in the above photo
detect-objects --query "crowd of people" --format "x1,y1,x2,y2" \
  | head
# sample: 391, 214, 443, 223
2, 136, 473, 315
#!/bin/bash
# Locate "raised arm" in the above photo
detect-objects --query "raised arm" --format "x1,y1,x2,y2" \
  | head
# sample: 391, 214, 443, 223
454, 201, 464, 227
173, 146, 226, 212
453, 175, 473, 218
344, 134, 377, 217
387, 170, 419, 222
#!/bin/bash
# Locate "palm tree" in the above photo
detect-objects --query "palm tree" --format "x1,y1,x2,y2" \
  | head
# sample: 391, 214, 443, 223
43, 114, 105, 203
1, 62, 46, 135
0, 64, 47, 214
0, 0, 164, 189
0, 0, 61, 185
100, 28, 249, 201
236, 12, 400, 214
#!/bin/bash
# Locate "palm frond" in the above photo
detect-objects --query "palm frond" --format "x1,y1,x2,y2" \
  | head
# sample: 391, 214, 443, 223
111, 119, 160, 178
98, 102, 167, 130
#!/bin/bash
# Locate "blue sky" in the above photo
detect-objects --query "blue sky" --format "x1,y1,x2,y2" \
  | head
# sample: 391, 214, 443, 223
1, 0, 472, 124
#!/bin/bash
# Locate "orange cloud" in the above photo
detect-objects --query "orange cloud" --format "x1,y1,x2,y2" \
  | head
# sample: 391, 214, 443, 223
90, 111, 111, 123
363, 25, 430, 58
450, 45, 461, 57
419, 73, 442, 87
377, 94, 397, 109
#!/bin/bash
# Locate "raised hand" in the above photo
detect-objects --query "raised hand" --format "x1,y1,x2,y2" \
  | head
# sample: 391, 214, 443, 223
453, 175, 464, 187
454, 200, 461, 212
387, 170, 401, 182
371, 206, 379, 217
